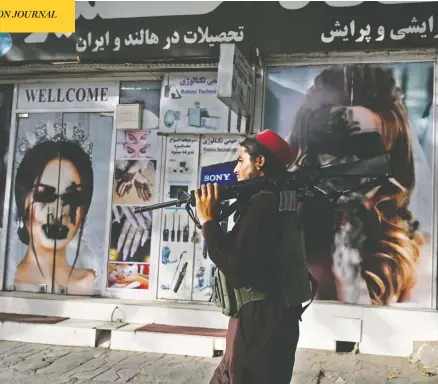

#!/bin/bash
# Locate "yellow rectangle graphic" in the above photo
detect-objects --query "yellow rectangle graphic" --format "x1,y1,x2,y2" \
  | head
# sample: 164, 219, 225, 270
0, 0, 75, 33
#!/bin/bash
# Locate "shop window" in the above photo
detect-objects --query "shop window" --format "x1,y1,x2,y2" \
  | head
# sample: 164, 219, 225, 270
106, 81, 162, 292
263, 62, 435, 309
120, 81, 161, 130
5, 112, 114, 295
157, 134, 241, 302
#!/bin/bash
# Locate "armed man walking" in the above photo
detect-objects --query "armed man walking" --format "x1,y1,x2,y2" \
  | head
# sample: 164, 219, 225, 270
195, 129, 317, 384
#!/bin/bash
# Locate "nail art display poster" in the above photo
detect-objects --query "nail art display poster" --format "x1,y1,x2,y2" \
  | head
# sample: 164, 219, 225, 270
113, 159, 158, 205
157, 210, 195, 300
157, 135, 200, 300
192, 136, 241, 301
108, 262, 150, 289
109, 205, 152, 264
108, 130, 161, 290
159, 72, 245, 134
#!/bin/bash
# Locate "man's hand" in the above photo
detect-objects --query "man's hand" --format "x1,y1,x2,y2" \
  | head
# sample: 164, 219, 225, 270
194, 183, 220, 226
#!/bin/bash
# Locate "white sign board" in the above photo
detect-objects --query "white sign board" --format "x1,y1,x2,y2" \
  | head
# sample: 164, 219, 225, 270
159, 72, 245, 134
17, 82, 119, 109
217, 43, 254, 117
116, 104, 142, 130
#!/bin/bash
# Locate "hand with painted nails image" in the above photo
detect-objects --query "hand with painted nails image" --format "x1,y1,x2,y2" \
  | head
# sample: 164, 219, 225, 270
13, 140, 95, 295
112, 206, 152, 262
115, 160, 155, 203
133, 169, 153, 201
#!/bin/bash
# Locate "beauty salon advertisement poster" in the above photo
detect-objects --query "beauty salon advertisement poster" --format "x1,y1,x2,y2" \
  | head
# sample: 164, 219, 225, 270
6, 113, 113, 295
265, 62, 434, 309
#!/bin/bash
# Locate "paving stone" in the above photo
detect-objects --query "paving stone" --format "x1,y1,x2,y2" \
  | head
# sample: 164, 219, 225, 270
0, 343, 51, 367
63, 351, 129, 381
11, 346, 72, 372
0, 341, 25, 355
36, 348, 105, 375
0, 341, 430, 383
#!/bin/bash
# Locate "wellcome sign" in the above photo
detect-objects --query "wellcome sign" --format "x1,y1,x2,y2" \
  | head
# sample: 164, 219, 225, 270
17, 82, 119, 109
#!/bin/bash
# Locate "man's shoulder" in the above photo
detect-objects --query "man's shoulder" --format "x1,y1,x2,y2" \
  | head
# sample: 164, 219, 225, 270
249, 190, 278, 207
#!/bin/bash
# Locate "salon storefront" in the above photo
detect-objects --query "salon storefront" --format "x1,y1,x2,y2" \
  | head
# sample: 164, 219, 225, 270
0, 1, 438, 358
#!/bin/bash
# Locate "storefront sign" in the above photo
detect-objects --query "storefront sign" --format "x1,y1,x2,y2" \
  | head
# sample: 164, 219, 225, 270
255, 1, 438, 55
1, 1, 251, 62
2, 2, 438, 63
17, 82, 119, 109
217, 43, 253, 117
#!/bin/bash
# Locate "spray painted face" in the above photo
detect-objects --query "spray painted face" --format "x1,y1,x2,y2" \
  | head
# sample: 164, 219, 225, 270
25, 159, 85, 251
123, 131, 150, 158
305, 105, 384, 167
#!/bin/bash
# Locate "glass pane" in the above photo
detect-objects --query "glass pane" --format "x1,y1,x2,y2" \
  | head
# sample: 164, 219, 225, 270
120, 81, 161, 130
5, 112, 62, 293
58, 112, 113, 295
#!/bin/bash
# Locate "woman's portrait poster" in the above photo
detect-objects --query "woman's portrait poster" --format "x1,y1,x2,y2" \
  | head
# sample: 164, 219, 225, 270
265, 63, 434, 308
5, 113, 113, 296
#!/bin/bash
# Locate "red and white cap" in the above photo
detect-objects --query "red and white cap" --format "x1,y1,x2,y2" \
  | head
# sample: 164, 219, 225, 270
255, 129, 295, 167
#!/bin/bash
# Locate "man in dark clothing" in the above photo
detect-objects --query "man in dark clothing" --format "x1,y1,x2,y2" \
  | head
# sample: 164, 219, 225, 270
195, 130, 313, 384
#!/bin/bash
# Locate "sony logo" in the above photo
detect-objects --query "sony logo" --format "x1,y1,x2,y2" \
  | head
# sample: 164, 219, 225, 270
203, 173, 232, 182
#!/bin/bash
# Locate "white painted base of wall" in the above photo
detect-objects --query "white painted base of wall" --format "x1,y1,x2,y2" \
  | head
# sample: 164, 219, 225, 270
0, 320, 97, 347
111, 323, 219, 357
0, 292, 436, 358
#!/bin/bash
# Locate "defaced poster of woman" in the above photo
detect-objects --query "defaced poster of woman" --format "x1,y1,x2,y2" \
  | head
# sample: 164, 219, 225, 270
265, 63, 434, 308
5, 114, 113, 295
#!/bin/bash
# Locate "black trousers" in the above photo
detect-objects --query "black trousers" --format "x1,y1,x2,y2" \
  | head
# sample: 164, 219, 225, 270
210, 308, 301, 384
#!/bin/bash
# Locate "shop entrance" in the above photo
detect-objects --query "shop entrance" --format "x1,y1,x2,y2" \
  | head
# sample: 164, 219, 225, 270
4, 112, 114, 296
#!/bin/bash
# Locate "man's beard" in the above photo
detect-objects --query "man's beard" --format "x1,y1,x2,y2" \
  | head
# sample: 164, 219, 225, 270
248, 169, 258, 180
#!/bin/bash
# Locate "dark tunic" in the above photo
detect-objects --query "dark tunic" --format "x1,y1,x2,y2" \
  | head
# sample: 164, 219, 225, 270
203, 192, 302, 384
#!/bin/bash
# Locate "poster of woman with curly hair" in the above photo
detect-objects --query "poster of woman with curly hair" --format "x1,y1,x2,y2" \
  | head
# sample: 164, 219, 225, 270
264, 62, 434, 308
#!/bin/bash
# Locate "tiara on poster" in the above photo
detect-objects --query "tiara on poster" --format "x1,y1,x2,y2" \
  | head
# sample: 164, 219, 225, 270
16, 119, 93, 165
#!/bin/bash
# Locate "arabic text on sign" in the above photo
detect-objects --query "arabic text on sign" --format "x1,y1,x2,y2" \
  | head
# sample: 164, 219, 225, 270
76, 26, 244, 53
321, 16, 436, 44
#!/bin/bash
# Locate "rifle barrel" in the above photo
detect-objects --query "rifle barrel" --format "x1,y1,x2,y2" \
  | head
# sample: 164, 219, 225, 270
133, 198, 190, 214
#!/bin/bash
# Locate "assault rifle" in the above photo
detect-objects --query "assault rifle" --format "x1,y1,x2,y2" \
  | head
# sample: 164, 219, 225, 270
133, 149, 392, 229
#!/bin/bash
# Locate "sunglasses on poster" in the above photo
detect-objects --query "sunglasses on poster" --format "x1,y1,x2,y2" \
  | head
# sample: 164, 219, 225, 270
32, 182, 86, 225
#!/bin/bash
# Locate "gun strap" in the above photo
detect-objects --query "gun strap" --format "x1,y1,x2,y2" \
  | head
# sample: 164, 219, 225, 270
299, 272, 319, 320
185, 203, 202, 229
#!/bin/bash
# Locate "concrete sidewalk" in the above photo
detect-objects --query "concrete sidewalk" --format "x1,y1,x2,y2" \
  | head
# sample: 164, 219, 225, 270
0, 341, 434, 384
